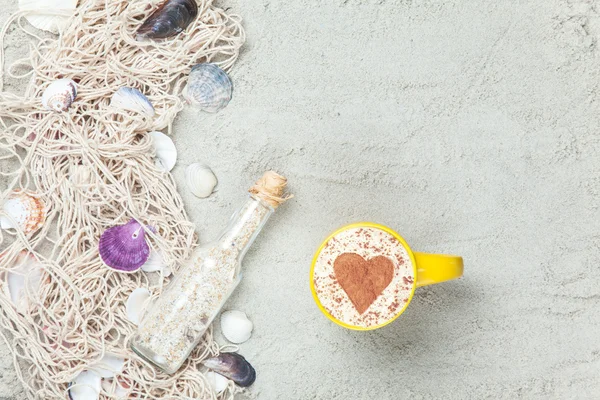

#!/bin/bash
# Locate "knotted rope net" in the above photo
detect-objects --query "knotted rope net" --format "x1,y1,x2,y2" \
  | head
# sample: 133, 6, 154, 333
0, 0, 245, 398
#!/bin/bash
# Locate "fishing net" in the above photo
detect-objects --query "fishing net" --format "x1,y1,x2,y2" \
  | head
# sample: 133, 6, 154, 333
0, 0, 245, 398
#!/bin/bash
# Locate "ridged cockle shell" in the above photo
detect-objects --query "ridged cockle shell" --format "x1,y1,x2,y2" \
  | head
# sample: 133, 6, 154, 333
0, 190, 47, 235
42, 78, 77, 112
99, 219, 150, 273
136, 0, 198, 41
182, 63, 233, 113
185, 163, 217, 198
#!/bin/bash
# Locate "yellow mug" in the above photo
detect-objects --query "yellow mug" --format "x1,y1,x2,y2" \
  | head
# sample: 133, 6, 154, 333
310, 222, 463, 331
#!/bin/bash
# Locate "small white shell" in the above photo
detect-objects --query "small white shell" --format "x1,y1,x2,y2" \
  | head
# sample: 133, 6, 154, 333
42, 79, 77, 112
141, 250, 172, 276
140, 250, 163, 273
1, 190, 47, 235
220, 310, 253, 344
69, 164, 94, 186
206, 371, 229, 393
100, 378, 128, 399
18, 0, 78, 34
182, 63, 233, 113
69, 370, 101, 400
149, 131, 177, 172
125, 288, 151, 325
5, 252, 43, 313
110, 87, 155, 116
89, 353, 125, 379
185, 163, 217, 198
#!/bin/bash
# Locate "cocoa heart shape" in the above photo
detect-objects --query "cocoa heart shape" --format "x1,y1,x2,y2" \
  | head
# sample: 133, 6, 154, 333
333, 252, 395, 315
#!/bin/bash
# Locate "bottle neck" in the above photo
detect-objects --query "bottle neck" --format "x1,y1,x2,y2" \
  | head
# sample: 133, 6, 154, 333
218, 194, 274, 260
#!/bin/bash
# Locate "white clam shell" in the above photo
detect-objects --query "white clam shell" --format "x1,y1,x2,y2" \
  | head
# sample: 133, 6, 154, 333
182, 63, 233, 113
125, 288, 151, 325
42, 79, 77, 112
100, 378, 128, 399
69, 370, 101, 400
110, 87, 155, 117
5, 252, 43, 313
185, 163, 217, 198
206, 371, 229, 393
149, 131, 177, 172
18, 0, 78, 34
141, 250, 172, 276
220, 310, 253, 344
89, 353, 125, 379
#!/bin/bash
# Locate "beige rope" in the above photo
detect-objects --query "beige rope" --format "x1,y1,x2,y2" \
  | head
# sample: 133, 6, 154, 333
0, 0, 245, 398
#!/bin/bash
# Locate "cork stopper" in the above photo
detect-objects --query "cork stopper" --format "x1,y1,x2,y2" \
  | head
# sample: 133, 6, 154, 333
248, 171, 292, 209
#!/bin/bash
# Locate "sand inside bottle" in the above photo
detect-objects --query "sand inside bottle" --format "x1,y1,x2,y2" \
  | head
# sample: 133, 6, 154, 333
132, 198, 270, 373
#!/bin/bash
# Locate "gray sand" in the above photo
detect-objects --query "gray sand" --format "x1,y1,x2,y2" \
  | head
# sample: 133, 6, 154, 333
2, 0, 600, 398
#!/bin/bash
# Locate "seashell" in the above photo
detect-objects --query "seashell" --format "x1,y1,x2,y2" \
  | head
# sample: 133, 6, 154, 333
182, 64, 233, 113
110, 87, 155, 117
202, 352, 256, 387
68, 370, 101, 400
185, 163, 217, 198
89, 353, 125, 379
100, 378, 129, 399
206, 371, 229, 394
125, 288, 151, 325
5, 251, 43, 313
18, 0, 78, 34
136, 0, 198, 41
141, 250, 171, 276
69, 164, 94, 187
99, 219, 150, 273
0, 190, 46, 235
42, 78, 77, 112
149, 131, 177, 172
220, 310, 253, 344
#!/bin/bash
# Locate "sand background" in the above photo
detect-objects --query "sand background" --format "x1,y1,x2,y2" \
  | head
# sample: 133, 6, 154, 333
1, 0, 600, 398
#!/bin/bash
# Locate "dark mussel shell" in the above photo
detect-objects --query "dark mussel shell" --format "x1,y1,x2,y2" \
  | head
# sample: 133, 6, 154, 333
202, 352, 256, 387
136, 0, 199, 41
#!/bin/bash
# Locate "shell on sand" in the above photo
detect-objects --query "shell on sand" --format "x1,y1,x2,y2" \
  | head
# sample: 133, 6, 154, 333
182, 63, 233, 113
185, 163, 217, 198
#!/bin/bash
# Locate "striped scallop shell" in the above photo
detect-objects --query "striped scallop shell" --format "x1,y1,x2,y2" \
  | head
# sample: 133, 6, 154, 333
0, 190, 47, 235
99, 219, 150, 273
182, 64, 232, 113
42, 79, 77, 112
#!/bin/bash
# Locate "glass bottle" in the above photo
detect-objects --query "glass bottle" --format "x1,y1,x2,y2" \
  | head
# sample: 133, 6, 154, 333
131, 172, 289, 374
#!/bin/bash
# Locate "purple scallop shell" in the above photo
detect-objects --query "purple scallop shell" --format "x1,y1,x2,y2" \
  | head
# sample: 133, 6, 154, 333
99, 219, 150, 272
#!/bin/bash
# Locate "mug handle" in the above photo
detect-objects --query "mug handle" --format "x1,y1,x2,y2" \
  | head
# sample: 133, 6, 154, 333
413, 252, 464, 288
